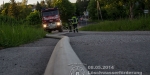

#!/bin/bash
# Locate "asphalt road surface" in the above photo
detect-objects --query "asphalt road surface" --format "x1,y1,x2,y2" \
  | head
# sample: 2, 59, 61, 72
1, 31, 150, 75
0, 38, 59, 75
65, 31, 150, 75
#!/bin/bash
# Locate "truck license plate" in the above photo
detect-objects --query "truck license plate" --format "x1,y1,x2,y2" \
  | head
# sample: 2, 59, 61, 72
48, 23, 56, 29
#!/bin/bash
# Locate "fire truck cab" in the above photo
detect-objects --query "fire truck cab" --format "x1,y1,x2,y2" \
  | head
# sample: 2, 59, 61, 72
41, 8, 63, 33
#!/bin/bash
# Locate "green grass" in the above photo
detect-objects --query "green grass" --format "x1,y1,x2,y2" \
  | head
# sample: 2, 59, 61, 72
80, 17, 150, 31
0, 25, 46, 48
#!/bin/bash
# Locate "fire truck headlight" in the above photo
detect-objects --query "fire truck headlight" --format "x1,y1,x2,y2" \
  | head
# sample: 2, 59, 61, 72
43, 24, 47, 28
56, 22, 61, 26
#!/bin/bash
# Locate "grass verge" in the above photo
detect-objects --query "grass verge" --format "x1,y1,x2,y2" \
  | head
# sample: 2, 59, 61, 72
80, 17, 150, 31
0, 25, 46, 48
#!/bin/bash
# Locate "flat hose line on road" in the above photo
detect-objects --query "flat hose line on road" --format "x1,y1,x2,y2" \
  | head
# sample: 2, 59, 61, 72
44, 33, 90, 75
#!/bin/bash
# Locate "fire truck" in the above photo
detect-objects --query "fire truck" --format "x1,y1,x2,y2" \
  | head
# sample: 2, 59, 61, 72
41, 8, 63, 33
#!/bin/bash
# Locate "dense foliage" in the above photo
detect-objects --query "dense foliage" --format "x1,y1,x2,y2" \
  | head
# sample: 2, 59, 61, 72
87, 0, 97, 19
76, 0, 89, 16
86, 0, 150, 20
80, 17, 150, 31
26, 10, 41, 25
52, 0, 75, 22
0, 0, 46, 48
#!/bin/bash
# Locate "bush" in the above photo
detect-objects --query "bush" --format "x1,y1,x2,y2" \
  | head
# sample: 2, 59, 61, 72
0, 15, 27, 25
0, 14, 46, 48
26, 10, 41, 25
80, 17, 150, 31
0, 15, 17, 25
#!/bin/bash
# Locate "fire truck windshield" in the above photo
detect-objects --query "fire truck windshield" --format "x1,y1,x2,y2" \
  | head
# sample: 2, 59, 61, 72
42, 10, 59, 17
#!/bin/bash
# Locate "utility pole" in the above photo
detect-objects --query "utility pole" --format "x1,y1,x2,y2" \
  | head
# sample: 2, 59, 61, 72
97, 0, 99, 20
3, 1, 4, 9
96, 0, 103, 21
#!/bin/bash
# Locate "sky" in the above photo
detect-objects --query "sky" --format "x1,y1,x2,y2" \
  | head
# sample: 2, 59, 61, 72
0, 0, 76, 5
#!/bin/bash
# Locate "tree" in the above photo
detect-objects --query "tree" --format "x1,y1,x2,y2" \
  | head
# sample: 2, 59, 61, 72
1, 8, 8, 15
51, 0, 59, 7
85, 0, 150, 20
8, 0, 19, 18
118, 0, 149, 19
98, 0, 137, 20
125, 0, 137, 20
45, 0, 52, 7
76, 0, 90, 16
17, 5, 32, 19
140, 0, 150, 11
87, 0, 97, 20
40, 0, 46, 8
36, 1, 42, 12
22, 0, 28, 5
1, 3, 10, 15
52, 0, 75, 22
26, 10, 41, 25
101, 0, 125, 19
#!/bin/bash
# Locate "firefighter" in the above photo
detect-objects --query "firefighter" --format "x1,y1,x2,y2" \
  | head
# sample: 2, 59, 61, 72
71, 14, 78, 33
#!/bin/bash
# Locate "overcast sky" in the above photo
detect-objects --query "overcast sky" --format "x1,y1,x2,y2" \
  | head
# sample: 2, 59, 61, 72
0, 0, 76, 5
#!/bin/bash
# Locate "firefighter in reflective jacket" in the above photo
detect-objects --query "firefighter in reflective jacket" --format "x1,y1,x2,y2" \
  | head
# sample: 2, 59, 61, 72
71, 14, 78, 33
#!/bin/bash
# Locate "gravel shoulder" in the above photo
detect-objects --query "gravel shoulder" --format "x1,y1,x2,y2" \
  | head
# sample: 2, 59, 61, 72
65, 31, 150, 75
0, 38, 59, 75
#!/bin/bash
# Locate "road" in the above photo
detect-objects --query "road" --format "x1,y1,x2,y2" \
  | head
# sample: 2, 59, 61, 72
0, 38, 59, 75
64, 31, 150, 75
0, 31, 150, 75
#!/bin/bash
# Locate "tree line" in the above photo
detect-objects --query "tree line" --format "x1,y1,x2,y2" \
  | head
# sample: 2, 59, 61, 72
0, 0, 75, 25
1, 0, 148, 23
87, 0, 150, 20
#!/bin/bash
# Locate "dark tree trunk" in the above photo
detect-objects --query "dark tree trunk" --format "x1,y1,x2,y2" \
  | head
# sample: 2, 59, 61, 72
129, 2, 134, 20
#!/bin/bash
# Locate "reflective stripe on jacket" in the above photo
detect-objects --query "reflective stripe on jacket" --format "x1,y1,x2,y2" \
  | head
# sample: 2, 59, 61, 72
72, 16, 78, 24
